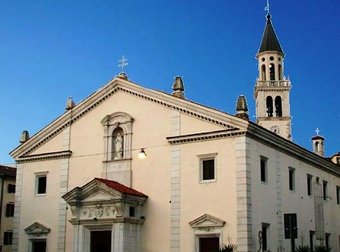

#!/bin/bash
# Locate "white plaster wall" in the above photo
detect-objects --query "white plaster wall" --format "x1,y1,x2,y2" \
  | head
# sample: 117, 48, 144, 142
249, 138, 340, 252
17, 160, 61, 252
180, 138, 238, 251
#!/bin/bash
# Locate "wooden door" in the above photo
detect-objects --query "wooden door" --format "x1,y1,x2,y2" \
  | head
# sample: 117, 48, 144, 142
199, 237, 219, 252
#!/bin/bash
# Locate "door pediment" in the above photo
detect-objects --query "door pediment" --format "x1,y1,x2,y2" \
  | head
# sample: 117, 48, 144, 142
189, 214, 226, 229
25, 222, 51, 236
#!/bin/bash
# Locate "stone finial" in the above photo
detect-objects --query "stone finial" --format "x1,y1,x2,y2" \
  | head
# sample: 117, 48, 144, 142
116, 72, 128, 80
20, 130, 30, 144
66, 97, 76, 110
235, 95, 249, 120
172, 76, 185, 99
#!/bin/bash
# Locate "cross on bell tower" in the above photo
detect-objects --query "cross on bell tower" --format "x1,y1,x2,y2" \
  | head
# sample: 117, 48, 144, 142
254, 5, 292, 140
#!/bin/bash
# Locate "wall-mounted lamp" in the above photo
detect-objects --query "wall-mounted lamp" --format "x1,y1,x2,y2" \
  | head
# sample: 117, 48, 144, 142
138, 148, 147, 159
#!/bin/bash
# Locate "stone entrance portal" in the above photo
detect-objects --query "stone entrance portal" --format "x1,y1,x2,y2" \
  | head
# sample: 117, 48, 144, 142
63, 178, 148, 252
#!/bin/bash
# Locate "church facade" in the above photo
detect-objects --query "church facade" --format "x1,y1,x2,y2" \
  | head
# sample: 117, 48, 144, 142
10, 11, 340, 252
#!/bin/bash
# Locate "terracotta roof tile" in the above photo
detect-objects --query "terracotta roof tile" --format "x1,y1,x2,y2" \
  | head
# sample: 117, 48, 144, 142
95, 178, 148, 198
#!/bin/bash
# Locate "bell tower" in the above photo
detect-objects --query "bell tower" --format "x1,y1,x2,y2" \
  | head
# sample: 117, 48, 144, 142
254, 12, 292, 140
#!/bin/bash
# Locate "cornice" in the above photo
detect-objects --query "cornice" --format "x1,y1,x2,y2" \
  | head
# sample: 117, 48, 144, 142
16, 150, 72, 163
247, 123, 340, 177
11, 78, 248, 159
166, 129, 246, 144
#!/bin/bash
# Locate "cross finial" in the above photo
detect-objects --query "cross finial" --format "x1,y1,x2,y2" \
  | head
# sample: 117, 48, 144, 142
315, 128, 320, 135
264, 0, 270, 15
118, 55, 128, 73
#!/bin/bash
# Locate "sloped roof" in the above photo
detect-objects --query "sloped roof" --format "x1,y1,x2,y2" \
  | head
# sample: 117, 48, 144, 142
259, 14, 284, 54
10, 77, 247, 160
63, 177, 148, 205
95, 178, 148, 198
0, 165, 16, 177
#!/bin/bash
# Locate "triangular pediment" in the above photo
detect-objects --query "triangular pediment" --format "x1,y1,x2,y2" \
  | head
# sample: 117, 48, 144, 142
10, 77, 248, 160
81, 189, 117, 203
189, 214, 225, 229
62, 178, 147, 206
25, 222, 51, 235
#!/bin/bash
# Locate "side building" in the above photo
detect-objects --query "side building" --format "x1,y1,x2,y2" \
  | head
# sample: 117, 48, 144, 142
8, 10, 340, 252
0, 165, 16, 252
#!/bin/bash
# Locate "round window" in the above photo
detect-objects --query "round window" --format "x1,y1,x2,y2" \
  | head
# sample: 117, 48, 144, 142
270, 56, 274, 61
261, 57, 265, 62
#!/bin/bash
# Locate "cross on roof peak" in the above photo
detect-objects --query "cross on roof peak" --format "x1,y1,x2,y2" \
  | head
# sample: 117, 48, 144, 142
316, 128, 320, 135
118, 55, 128, 73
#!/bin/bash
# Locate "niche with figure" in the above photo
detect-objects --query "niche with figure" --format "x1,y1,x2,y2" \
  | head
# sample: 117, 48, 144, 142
112, 127, 124, 160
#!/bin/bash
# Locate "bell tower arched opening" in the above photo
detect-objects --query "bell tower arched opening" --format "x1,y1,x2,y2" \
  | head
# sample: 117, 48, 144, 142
275, 96, 282, 117
261, 65, 266, 81
278, 64, 282, 80
269, 63, 275, 80
266, 96, 273, 117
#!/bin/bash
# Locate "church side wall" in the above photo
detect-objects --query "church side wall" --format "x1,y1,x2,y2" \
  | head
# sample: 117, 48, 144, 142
248, 138, 340, 252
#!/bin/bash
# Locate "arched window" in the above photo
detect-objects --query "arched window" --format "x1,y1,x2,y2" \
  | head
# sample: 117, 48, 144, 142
112, 127, 124, 160
275, 96, 282, 117
278, 64, 282, 80
269, 63, 275, 80
315, 142, 319, 152
266, 96, 273, 117
261, 65, 266, 81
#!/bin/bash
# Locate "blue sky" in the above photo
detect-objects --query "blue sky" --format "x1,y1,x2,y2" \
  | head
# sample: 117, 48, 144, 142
0, 0, 339, 164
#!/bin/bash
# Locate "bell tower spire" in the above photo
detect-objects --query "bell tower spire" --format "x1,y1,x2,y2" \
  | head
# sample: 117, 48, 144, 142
254, 7, 292, 140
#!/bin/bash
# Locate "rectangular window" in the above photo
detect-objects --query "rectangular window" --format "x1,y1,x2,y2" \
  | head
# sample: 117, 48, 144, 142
129, 206, 136, 217
325, 233, 330, 250
336, 186, 340, 205
198, 153, 217, 182
3, 231, 13, 245
289, 168, 295, 191
307, 174, 313, 196
5, 202, 14, 217
323, 180, 328, 200
309, 231, 314, 252
36, 175, 47, 195
202, 159, 215, 181
260, 156, 268, 183
262, 223, 270, 251
7, 184, 15, 193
